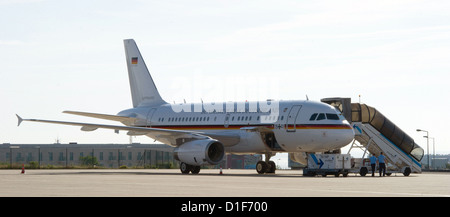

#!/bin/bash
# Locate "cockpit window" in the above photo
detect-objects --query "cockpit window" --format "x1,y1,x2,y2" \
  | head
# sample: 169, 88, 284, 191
310, 113, 340, 121
316, 113, 326, 120
309, 113, 318, 121
326, 113, 339, 120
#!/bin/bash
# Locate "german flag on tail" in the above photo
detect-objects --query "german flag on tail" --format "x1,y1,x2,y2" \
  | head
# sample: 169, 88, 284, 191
131, 57, 138, 64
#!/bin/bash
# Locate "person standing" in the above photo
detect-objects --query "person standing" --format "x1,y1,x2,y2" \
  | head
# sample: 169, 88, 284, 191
369, 154, 377, 177
378, 152, 386, 176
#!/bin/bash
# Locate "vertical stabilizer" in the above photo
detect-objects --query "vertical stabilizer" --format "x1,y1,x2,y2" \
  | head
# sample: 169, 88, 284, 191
124, 39, 167, 107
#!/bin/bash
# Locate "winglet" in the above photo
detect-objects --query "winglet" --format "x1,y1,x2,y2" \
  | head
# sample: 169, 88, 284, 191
16, 114, 23, 126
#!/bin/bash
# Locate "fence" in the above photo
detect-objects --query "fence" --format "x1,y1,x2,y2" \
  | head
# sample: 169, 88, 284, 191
0, 144, 177, 169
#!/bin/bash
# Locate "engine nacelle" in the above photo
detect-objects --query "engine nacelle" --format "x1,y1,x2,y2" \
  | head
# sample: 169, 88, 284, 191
174, 139, 225, 166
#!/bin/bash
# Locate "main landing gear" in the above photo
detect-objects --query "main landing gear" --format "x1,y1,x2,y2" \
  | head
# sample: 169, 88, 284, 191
256, 153, 277, 174
180, 162, 201, 174
256, 161, 276, 174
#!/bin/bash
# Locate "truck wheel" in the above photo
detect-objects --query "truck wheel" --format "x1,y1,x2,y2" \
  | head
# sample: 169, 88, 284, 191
403, 167, 411, 176
359, 167, 368, 176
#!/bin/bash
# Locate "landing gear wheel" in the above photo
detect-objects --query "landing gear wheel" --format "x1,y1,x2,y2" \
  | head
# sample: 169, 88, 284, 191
180, 162, 191, 174
267, 161, 276, 173
256, 161, 268, 174
191, 166, 201, 174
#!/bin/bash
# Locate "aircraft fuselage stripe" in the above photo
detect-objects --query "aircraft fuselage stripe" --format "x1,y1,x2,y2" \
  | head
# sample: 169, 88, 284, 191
137, 124, 352, 130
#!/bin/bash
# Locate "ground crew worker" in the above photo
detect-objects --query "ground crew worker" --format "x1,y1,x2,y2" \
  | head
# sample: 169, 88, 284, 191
378, 152, 386, 176
369, 154, 377, 177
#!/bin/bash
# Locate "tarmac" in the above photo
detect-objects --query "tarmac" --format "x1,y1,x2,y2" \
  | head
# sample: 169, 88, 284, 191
1, 169, 449, 197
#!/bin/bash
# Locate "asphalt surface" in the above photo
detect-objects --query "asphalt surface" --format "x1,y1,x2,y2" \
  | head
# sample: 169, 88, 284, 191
1, 169, 449, 197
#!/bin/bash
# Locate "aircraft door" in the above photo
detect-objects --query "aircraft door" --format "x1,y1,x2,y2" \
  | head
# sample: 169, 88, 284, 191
286, 105, 302, 132
224, 113, 230, 128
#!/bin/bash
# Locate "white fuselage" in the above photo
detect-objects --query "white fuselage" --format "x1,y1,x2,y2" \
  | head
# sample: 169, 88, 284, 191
18, 39, 356, 173
118, 100, 354, 154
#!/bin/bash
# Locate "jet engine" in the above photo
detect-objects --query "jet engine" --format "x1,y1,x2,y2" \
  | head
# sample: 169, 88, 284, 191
174, 139, 225, 166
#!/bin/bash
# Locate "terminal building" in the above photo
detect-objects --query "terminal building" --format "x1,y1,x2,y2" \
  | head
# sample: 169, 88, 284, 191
0, 143, 260, 169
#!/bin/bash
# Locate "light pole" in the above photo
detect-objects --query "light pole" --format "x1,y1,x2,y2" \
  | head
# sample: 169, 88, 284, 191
416, 129, 429, 169
424, 137, 435, 169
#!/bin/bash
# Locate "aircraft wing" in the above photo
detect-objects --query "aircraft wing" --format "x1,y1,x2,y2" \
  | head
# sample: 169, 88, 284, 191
63, 110, 138, 125
15, 115, 240, 147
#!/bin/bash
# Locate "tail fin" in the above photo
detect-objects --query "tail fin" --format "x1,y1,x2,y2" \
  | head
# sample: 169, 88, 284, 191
124, 39, 167, 107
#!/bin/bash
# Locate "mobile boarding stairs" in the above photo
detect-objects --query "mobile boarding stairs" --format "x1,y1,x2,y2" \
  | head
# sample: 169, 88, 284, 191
320, 98, 424, 177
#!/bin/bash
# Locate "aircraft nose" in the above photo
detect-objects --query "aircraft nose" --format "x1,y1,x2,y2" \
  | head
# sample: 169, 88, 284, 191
330, 127, 355, 151
348, 125, 355, 137
344, 124, 355, 144
337, 124, 355, 146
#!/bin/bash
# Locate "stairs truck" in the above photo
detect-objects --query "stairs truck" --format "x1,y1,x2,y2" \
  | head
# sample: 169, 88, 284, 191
321, 98, 424, 176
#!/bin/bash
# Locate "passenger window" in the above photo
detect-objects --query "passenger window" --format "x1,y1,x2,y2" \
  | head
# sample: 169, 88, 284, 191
317, 113, 326, 120
309, 113, 318, 121
326, 113, 339, 120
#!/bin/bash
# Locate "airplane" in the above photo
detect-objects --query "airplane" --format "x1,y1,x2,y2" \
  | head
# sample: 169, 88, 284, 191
16, 39, 354, 174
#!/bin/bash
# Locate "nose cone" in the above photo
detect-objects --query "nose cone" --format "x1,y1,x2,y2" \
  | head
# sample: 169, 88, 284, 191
333, 124, 355, 150
344, 125, 355, 144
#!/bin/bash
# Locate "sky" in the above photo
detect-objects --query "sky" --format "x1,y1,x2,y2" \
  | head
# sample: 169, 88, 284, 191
1, 0, 450, 164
